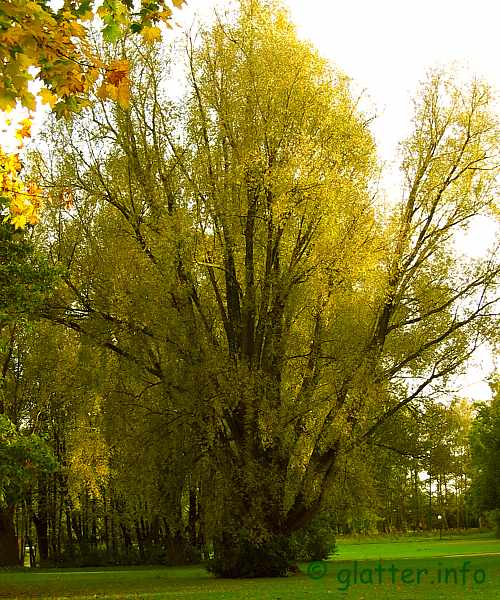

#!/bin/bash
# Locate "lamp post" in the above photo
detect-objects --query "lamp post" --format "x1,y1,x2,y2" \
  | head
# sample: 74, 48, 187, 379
437, 514, 442, 540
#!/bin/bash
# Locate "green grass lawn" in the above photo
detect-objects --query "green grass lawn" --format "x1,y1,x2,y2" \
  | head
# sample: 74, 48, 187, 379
333, 531, 500, 560
1, 534, 499, 599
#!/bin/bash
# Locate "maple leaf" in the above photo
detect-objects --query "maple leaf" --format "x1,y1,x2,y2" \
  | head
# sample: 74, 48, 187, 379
27, 181, 43, 200
97, 82, 117, 102
105, 59, 129, 86
27, 209, 40, 225
10, 196, 27, 215
16, 54, 34, 70
10, 212, 27, 229
40, 88, 57, 108
103, 21, 121, 42
22, 92, 37, 112
141, 25, 162, 43
4, 154, 22, 176
15, 118, 32, 142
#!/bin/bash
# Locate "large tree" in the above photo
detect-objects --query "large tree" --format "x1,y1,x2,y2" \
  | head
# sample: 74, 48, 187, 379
34, 0, 499, 576
469, 379, 500, 536
0, 412, 56, 565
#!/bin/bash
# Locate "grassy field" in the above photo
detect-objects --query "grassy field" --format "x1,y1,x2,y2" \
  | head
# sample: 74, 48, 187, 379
334, 531, 500, 560
1, 533, 499, 599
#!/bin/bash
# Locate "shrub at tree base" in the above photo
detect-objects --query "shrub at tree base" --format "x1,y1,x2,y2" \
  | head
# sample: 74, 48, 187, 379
485, 509, 500, 539
207, 530, 293, 578
206, 513, 336, 577
53, 545, 166, 568
44, 532, 201, 568
290, 512, 337, 561
469, 381, 500, 538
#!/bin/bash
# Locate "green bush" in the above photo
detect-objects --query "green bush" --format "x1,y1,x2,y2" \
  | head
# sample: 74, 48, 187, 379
49, 543, 168, 567
290, 512, 337, 561
206, 514, 337, 577
206, 530, 293, 578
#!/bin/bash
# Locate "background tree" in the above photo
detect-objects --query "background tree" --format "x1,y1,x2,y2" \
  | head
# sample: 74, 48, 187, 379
0, 196, 59, 566
469, 379, 500, 536
0, 413, 56, 565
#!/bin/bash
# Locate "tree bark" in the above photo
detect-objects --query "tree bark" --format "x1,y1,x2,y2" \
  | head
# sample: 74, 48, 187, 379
33, 513, 49, 566
0, 505, 20, 566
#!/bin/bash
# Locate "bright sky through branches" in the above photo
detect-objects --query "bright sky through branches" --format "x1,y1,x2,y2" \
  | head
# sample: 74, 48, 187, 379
285, 0, 500, 163
281, 0, 500, 402
173, 0, 499, 400
2, 0, 498, 399
174, 0, 500, 168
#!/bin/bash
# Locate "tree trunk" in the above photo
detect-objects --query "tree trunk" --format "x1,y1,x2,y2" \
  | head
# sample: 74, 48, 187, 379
0, 505, 20, 566
494, 510, 500, 539
33, 513, 49, 566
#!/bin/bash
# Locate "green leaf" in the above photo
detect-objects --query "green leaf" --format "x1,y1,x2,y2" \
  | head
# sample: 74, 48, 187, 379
103, 21, 121, 42
75, 0, 92, 17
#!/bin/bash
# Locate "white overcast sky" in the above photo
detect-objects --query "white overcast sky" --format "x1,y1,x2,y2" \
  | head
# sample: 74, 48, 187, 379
285, 0, 500, 160
173, 0, 500, 155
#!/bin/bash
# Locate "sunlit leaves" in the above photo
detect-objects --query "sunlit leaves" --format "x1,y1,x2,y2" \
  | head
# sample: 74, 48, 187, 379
141, 25, 162, 43
97, 58, 130, 107
0, 0, 186, 114
0, 160, 43, 230
106, 59, 129, 86
0, 116, 44, 229
14, 118, 31, 142
39, 88, 57, 109
0, 0, 97, 114
0, 0, 188, 231
67, 395, 110, 501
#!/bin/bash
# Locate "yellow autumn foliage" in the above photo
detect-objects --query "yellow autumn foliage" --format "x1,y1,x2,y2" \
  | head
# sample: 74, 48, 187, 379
0, 0, 185, 114
0, 0, 187, 231
66, 396, 110, 502
0, 140, 44, 229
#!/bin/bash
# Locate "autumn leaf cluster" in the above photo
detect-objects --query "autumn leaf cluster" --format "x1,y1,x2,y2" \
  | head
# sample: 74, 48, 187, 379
0, 0, 186, 231
0, 0, 186, 114
0, 118, 43, 229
